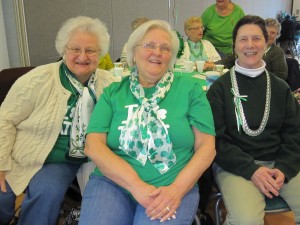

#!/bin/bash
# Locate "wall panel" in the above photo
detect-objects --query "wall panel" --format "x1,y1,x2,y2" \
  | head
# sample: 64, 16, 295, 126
2, 0, 293, 67
22, 0, 112, 66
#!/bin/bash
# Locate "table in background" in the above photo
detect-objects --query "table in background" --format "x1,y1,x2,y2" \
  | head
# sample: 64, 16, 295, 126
173, 70, 207, 91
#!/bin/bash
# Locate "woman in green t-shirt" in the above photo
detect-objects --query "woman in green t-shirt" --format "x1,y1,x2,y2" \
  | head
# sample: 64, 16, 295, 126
79, 20, 216, 225
201, 0, 245, 58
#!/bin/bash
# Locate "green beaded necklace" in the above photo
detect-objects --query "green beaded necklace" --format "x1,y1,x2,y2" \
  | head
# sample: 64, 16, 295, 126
188, 40, 203, 60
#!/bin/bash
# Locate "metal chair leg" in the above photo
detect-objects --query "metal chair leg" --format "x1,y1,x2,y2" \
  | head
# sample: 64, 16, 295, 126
214, 194, 223, 225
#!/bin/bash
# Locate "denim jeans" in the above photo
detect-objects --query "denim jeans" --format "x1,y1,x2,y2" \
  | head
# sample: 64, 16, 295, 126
79, 176, 199, 225
0, 163, 80, 225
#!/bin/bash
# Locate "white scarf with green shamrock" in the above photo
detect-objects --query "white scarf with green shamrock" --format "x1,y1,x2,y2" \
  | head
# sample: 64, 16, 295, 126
119, 68, 176, 174
65, 71, 97, 160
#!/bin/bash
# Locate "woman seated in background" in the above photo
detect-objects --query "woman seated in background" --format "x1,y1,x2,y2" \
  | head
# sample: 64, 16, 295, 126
207, 15, 300, 225
0, 16, 117, 225
78, 19, 216, 225
218, 18, 288, 80
177, 16, 220, 70
98, 52, 114, 70
120, 16, 150, 63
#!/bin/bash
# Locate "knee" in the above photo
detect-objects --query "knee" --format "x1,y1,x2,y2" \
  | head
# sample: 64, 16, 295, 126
30, 184, 66, 204
226, 210, 264, 225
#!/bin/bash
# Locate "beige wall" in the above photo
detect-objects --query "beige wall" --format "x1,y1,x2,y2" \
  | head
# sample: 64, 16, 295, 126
1, 0, 293, 68
293, 0, 300, 16
0, 2, 9, 70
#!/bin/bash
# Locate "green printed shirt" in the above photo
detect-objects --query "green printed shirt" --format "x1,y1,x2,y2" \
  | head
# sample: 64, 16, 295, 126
87, 75, 215, 187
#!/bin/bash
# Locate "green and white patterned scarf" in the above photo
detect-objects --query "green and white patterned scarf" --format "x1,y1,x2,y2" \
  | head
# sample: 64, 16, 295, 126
64, 68, 97, 161
119, 68, 176, 174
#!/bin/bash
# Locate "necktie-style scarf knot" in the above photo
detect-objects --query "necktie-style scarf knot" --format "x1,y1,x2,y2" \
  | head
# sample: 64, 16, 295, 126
119, 68, 176, 174
64, 65, 97, 161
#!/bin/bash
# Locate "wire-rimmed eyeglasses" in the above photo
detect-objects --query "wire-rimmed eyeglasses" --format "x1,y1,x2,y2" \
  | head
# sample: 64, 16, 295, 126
66, 46, 100, 56
188, 26, 204, 31
136, 42, 172, 54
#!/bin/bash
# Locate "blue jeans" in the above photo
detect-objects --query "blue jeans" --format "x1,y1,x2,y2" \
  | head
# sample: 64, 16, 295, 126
79, 176, 199, 225
0, 163, 80, 225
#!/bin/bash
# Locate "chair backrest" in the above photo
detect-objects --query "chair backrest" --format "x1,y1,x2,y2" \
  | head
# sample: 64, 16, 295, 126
286, 58, 300, 91
278, 17, 296, 42
0, 67, 35, 104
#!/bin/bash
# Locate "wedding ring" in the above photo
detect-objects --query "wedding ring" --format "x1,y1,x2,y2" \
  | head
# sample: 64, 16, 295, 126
166, 206, 171, 212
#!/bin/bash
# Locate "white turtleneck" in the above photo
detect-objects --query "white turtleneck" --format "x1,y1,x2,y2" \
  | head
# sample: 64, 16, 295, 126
235, 59, 266, 78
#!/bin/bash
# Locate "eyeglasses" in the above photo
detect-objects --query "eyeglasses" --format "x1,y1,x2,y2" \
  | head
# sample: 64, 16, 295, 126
268, 31, 279, 36
66, 46, 100, 56
188, 26, 204, 31
136, 42, 172, 54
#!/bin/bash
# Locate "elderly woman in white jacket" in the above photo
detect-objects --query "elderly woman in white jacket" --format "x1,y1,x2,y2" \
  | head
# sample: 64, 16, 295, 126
177, 16, 221, 70
0, 16, 118, 225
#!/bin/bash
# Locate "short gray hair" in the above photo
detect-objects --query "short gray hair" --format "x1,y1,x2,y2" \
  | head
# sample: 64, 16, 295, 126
265, 18, 281, 37
55, 16, 110, 58
131, 17, 150, 31
126, 20, 179, 70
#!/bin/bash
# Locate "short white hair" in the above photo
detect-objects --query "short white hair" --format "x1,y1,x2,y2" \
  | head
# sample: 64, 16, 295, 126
55, 16, 110, 58
126, 20, 179, 70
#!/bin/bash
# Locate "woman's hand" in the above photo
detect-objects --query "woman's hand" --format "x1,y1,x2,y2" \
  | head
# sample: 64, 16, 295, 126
251, 166, 284, 198
145, 184, 182, 222
272, 168, 285, 189
204, 61, 215, 70
0, 171, 7, 192
131, 182, 158, 209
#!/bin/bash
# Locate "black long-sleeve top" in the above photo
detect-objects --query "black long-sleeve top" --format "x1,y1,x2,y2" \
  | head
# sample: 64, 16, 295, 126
207, 70, 300, 182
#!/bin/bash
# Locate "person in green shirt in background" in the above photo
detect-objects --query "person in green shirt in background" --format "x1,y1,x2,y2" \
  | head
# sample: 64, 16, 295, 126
201, 0, 244, 58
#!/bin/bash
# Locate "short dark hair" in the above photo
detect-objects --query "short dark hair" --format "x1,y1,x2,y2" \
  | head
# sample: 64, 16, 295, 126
232, 15, 268, 49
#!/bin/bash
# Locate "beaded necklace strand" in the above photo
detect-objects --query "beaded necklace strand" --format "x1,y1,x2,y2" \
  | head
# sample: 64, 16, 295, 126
188, 41, 203, 60
230, 67, 271, 136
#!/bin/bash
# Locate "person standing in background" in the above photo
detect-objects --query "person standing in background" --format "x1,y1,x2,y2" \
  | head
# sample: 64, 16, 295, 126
201, 0, 244, 58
